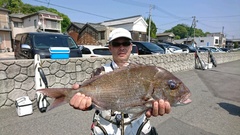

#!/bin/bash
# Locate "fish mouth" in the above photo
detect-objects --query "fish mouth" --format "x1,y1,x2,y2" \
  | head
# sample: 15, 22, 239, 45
175, 93, 192, 106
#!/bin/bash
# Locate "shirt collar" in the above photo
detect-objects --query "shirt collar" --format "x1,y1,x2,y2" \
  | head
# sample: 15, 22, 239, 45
111, 61, 130, 69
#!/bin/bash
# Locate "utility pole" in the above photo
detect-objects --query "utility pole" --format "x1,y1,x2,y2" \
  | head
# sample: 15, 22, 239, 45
148, 5, 154, 42
191, 16, 198, 46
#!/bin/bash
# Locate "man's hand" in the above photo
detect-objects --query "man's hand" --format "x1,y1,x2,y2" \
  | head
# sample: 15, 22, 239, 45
69, 84, 92, 111
145, 99, 171, 117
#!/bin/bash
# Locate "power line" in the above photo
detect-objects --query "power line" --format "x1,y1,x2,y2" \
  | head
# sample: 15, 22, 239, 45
198, 15, 240, 18
33, 0, 113, 19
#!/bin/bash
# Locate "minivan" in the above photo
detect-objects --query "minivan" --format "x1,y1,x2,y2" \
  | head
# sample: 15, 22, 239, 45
14, 32, 82, 59
132, 41, 164, 55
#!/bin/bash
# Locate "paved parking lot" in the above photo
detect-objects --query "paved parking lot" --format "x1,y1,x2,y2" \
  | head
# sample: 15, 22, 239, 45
0, 60, 239, 135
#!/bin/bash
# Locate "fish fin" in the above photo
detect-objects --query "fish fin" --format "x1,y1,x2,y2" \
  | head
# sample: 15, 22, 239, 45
37, 88, 73, 111
47, 96, 67, 111
37, 88, 72, 98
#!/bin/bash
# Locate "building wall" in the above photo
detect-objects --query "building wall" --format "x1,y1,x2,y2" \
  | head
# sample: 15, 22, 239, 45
0, 31, 11, 52
196, 36, 219, 47
0, 52, 240, 109
0, 9, 12, 52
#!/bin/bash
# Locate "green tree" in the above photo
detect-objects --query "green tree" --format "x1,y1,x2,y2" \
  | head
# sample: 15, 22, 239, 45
0, 0, 23, 13
145, 18, 157, 39
164, 23, 206, 39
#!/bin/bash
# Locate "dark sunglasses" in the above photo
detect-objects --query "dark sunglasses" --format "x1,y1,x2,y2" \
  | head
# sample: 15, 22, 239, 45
111, 41, 131, 47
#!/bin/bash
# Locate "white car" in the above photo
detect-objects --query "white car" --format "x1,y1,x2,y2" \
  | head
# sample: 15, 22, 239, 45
80, 45, 112, 57
169, 45, 183, 53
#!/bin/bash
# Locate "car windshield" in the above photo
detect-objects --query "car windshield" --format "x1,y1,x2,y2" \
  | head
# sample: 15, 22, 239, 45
93, 48, 112, 55
33, 34, 78, 49
170, 46, 181, 50
188, 45, 196, 49
142, 42, 164, 51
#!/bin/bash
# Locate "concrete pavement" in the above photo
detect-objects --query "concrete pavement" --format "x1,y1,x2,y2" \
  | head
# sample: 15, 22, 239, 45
0, 60, 240, 135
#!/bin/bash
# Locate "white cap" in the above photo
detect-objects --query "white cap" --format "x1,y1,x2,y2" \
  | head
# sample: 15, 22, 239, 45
108, 28, 132, 42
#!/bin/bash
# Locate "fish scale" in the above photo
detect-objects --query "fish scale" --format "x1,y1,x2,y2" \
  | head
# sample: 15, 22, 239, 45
38, 64, 191, 115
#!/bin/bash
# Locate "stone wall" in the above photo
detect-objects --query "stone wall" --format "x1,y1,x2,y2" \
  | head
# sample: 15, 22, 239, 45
0, 52, 240, 109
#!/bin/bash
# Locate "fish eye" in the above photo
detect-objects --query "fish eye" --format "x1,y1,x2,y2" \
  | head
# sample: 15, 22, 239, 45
168, 80, 177, 90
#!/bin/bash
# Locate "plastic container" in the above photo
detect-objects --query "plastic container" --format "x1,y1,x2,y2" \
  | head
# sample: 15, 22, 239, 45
208, 63, 213, 69
15, 96, 33, 117
49, 47, 70, 59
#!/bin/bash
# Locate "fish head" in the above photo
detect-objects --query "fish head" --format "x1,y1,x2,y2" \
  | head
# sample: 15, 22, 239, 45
153, 69, 191, 106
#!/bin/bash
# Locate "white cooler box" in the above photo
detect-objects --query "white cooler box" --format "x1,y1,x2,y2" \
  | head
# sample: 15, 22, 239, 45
15, 96, 33, 117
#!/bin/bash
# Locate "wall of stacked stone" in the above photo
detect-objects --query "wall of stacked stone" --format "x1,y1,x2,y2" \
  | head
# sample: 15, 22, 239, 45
0, 52, 240, 109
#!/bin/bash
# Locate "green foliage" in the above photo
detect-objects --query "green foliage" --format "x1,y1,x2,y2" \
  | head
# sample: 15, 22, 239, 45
175, 35, 180, 40
145, 18, 157, 38
0, 0, 71, 32
233, 42, 239, 48
164, 23, 206, 39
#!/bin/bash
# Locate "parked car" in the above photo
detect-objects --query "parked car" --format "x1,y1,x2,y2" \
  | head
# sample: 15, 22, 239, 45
14, 32, 82, 59
80, 45, 112, 57
132, 41, 164, 55
206, 46, 225, 53
171, 44, 196, 53
197, 46, 210, 53
169, 46, 183, 53
131, 44, 139, 55
219, 48, 230, 52
155, 42, 183, 54
155, 42, 172, 54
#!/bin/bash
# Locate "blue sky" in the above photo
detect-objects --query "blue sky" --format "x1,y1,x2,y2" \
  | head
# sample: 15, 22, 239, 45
22, 0, 240, 39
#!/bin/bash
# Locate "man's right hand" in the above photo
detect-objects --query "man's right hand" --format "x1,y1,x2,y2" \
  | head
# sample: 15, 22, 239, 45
69, 84, 92, 111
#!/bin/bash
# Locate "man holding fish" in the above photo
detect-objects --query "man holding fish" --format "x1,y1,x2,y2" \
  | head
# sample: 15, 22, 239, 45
70, 28, 172, 135
39, 28, 191, 135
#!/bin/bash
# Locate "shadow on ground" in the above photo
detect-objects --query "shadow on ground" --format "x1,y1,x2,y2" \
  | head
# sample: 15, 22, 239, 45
218, 102, 240, 117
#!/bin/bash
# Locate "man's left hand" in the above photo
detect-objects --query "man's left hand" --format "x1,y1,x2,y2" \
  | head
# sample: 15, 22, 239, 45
145, 99, 171, 117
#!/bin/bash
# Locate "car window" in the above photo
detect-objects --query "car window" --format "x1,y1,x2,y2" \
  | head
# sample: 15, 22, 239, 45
92, 48, 111, 55
25, 35, 32, 46
132, 45, 138, 54
142, 42, 164, 51
67, 37, 78, 49
81, 47, 91, 54
170, 46, 181, 50
33, 34, 78, 49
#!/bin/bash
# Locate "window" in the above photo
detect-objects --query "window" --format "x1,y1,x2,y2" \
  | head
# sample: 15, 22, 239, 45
67, 37, 78, 49
25, 35, 32, 46
46, 20, 58, 29
215, 39, 219, 44
14, 22, 23, 28
81, 47, 91, 54
200, 40, 204, 42
99, 31, 105, 40
34, 20, 37, 28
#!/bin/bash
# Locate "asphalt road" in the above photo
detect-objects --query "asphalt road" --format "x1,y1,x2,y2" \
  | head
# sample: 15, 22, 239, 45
0, 60, 240, 135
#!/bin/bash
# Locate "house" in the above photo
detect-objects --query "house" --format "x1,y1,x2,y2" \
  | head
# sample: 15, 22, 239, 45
226, 38, 240, 49
175, 36, 220, 47
207, 32, 226, 47
156, 32, 175, 43
67, 15, 148, 45
101, 15, 148, 41
10, 10, 63, 42
0, 8, 12, 52
67, 22, 109, 45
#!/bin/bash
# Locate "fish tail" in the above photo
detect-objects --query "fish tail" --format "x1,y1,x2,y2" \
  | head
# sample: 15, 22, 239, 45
37, 88, 73, 110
